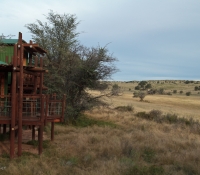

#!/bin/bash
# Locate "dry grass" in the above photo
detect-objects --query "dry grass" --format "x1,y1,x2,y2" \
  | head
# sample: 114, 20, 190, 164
0, 80, 200, 175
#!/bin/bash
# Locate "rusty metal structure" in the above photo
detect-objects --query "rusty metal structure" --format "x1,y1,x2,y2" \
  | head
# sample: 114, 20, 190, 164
0, 32, 65, 158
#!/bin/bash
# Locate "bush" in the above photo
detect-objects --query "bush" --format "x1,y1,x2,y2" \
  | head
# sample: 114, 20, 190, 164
166, 92, 172, 95
194, 86, 200, 91
149, 110, 162, 119
115, 105, 134, 112
111, 84, 121, 96
173, 90, 177, 94
138, 91, 146, 101
186, 92, 191, 96
180, 90, 183, 94
158, 88, 164, 94
185, 80, 190, 84
133, 91, 139, 97
165, 113, 178, 123
135, 86, 140, 90
145, 83, 152, 89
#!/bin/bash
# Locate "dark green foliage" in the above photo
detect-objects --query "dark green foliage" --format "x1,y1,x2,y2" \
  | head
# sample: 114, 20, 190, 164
138, 91, 146, 101
115, 105, 134, 112
145, 83, 152, 89
26, 11, 117, 121
135, 85, 140, 90
180, 90, 183, 94
72, 115, 117, 128
135, 81, 152, 91
149, 110, 162, 119
111, 84, 121, 95
0, 133, 9, 141
166, 92, 172, 95
173, 90, 177, 93
158, 88, 164, 94
133, 91, 139, 97
125, 164, 164, 175
173, 164, 198, 175
138, 81, 147, 88
26, 140, 51, 149
142, 147, 156, 163
186, 92, 191, 96
194, 86, 200, 91
165, 113, 178, 123
136, 110, 200, 133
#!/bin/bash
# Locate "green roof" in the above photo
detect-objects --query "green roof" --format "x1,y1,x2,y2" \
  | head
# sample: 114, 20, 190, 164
0, 60, 8, 65
1, 39, 18, 44
0, 39, 27, 45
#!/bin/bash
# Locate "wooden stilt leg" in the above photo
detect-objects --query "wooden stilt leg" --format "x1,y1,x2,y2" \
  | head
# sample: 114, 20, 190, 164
10, 128, 15, 159
18, 32, 23, 157
38, 124, 44, 155
51, 122, 54, 141
32, 125, 35, 140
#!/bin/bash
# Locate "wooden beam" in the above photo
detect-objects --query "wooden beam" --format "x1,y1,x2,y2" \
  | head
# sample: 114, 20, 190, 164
18, 32, 23, 157
10, 44, 17, 159
23, 69, 40, 76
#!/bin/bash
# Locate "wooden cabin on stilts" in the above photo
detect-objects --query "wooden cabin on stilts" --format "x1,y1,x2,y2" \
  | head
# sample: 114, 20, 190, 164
0, 32, 66, 159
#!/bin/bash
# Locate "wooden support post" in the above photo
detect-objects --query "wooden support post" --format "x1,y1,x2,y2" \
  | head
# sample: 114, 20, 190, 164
0, 124, 1, 134
18, 32, 23, 157
29, 40, 32, 66
38, 95, 45, 155
39, 57, 43, 94
32, 125, 35, 140
45, 95, 49, 126
51, 122, 54, 141
10, 44, 17, 159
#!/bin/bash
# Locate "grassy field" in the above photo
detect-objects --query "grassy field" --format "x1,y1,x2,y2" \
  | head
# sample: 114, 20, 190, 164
0, 80, 200, 175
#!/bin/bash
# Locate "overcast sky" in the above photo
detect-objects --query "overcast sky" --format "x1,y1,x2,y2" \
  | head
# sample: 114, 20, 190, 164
0, 0, 200, 81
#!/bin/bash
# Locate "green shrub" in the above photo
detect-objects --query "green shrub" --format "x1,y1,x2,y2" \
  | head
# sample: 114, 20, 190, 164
173, 90, 177, 94
126, 165, 164, 175
186, 92, 191, 96
133, 91, 139, 97
165, 113, 178, 123
166, 92, 172, 95
138, 91, 146, 101
135, 86, 140, 90
142, 147, 156, 163
0, 133, 9, 141
149, 110, 162, 121
115, 105, 134, 112
73, 115, 117, 128
26, 140, 51, 149
136, 112, 150, 120
194, 86, 200, 91
158, 88, 164, 94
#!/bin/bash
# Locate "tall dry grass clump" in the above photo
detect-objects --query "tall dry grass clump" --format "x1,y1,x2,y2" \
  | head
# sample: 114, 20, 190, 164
0, 105, 200, 175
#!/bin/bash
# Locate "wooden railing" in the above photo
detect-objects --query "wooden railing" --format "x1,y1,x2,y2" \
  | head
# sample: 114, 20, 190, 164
0, 94, 65, 123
